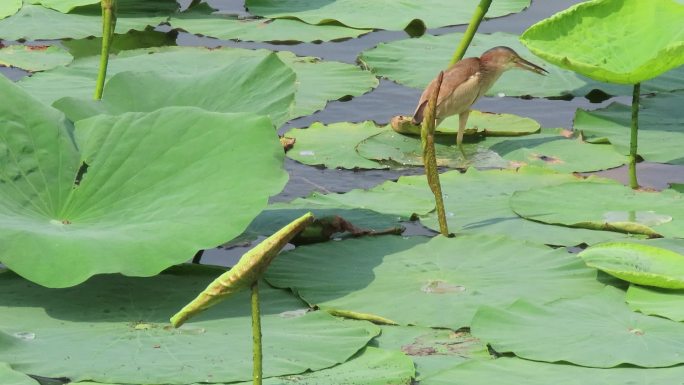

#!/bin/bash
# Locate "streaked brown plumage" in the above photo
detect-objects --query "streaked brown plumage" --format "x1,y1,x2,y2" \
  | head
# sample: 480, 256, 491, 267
412, 46, 547, 155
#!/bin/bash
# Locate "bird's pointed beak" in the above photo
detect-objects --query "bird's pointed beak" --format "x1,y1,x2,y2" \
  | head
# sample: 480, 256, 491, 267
514, 56, 548, 76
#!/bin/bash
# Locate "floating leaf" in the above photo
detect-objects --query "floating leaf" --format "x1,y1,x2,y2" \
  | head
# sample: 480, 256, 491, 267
171, 212, 314, 327
579, 241, 684, 288
356, 129, 508, 169
420, 357, 684, 385
246, 0, 530, 30
472, 287, 684, 368
0, 266, 379, 384
358, 32, 684, 97
372, 326, 489, 379
55, 52, 296, 126
511, 182, 684, 238
575, 92, 684, 164
170, 4, 371, 43
19, 46, 377, 120
520, 0, 684, 84
286, 121, 387, 169
0, 45, 73, 72
0, 2, 178, 41
0, 362, 38, 385
0, 1, 21, 20
266, 234, 605, 329
0, 77, 287, 288
27, 0, 99, 13
62, 30, 177, 59
627, 284, 684, 322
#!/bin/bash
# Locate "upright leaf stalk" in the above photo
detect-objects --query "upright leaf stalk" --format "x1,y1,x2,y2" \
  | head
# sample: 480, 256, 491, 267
629, 83, 640, 189
421, 71, 449, 236
94, 0, 117, 100
251, 282, 262, 385
449, 0, 492, 65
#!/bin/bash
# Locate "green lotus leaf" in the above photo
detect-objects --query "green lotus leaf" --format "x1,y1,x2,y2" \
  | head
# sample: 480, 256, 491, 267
266, 234, 605, 329
0, 1, 178, 40
55, 52, 296, 126
372, 326, 490, 380
627, 284, 684, 322
286, 121, 387, 169
245, 0, 530, 30
19, 46, 378, 120
0, 44, 73, 72
0, 0, 21, 20
520, 0, 684, 84
170, 3, 371, 43
27, 0, 99, 13
483, 128, 627, 172
0, 265, 380, 384
471, 287, 684, 368
420, 357, 684, 385
575, 92, 684, 164
0, 77, 287, 288
579, 241, 684, 288
511, 181, 684, 238
358, 31, 684, 97
0, 362, 38, 385
62, 30, 177, 59
356, 130, 509, 169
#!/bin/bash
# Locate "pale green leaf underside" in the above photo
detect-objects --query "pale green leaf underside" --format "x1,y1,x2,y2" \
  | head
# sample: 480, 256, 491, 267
0, 266, 379, 384
472, 287, 684, 368
266, 234, 605, 329
521, 0, 684, 84
579, 240, 684, 288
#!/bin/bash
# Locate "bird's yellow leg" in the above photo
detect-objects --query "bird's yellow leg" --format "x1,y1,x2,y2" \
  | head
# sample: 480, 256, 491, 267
457, 110, 470, 158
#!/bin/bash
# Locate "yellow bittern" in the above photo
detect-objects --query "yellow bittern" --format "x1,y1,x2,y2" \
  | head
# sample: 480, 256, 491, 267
412, 46, 548, 155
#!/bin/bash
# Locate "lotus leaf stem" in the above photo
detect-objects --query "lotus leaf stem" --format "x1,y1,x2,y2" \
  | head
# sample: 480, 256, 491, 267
421, 71, 449, 236
251, 281, 262, 385
449, 0, 492, 65
629, 83, 640, 189
94, 0, 116, 100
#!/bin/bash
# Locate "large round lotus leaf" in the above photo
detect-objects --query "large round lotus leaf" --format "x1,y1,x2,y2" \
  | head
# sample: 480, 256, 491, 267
170, 4, 371, 43
520, 0, 684, 84
0, 2, 178, 40
0, 45, 73, 72
266, 234, 606, 329
438, 110, 540, 136
579, 241, 684, 288
472, 287, 684, 368
55, 52, 295, 126
0, 0, 20, 20
357, 130, 509, 169
575, 92, 684, 164
0, 78, 287, 288
483, 128, 627, 173
511, 182, 684, 238
19, 46, 378, 120
0, 362, 38, 385
358, 32, 682, 97
372, 326, 490, 380
627, 285, 684, 322
245, 0, 530, 30
420, 357, 684, 385
0, 266, 380, 384
286, 121, 387, 169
